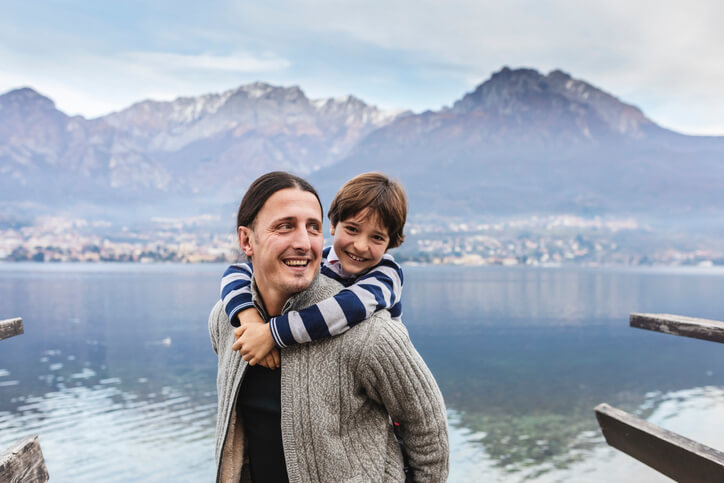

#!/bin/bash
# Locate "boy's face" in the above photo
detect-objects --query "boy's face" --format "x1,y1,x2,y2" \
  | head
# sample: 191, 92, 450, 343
330, 209, 389, 276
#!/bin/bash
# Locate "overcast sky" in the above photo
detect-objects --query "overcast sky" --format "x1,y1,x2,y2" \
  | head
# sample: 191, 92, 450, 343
2, 0, 722, 135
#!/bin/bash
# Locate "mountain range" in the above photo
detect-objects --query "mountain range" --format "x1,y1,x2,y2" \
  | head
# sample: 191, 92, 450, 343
1, 67, 723, 228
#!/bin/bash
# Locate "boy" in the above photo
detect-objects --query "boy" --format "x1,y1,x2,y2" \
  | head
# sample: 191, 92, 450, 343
221, 172, 407, 368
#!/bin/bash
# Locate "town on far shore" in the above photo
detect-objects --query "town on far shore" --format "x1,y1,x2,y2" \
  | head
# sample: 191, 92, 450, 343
1, 214, 722, 267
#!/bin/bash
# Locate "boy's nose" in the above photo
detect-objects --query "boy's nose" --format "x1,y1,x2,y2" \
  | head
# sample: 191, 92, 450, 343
353, 238, 368, 253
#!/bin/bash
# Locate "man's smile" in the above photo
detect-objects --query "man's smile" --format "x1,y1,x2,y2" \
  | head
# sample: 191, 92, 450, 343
283, 258, 310, 267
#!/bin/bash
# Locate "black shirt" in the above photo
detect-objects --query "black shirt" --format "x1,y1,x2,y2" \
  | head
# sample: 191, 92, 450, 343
236, 363, 288, 483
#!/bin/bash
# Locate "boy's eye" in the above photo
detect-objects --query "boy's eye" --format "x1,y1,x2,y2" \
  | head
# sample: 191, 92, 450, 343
345, 226, 358, 233
373, 235, 386, 242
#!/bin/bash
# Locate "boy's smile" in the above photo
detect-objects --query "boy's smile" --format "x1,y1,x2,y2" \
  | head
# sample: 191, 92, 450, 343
331, 209, 390, 276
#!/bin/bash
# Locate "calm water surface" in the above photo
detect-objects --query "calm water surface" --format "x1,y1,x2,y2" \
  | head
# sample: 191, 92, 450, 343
1, 263, 723, 482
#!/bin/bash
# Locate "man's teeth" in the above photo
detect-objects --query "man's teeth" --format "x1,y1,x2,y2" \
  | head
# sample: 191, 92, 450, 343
284, 260, 308, 266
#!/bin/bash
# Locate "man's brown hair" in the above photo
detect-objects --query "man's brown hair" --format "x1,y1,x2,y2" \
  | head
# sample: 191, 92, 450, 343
328, 172, 407, 249
237, 171, 322, 230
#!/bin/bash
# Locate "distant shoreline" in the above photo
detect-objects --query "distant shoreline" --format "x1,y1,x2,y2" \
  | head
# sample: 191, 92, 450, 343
2, 260, 723, 275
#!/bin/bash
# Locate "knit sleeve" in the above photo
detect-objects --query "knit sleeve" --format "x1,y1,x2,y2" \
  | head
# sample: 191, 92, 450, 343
358, 320, 449, 482
220, 263, 254, 327
268, 255, 404, 347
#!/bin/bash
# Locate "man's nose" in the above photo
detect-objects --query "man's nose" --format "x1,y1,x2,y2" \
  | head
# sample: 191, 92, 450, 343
291, 226, 311, 251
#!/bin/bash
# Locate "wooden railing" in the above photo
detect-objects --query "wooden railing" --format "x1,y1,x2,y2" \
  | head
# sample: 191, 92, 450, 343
0, 317, 50, 482
630, 313, 724, 344
594, 313, 724, 482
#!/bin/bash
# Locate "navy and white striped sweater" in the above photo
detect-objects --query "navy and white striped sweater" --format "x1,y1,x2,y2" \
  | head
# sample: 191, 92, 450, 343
220, 246, 403, 348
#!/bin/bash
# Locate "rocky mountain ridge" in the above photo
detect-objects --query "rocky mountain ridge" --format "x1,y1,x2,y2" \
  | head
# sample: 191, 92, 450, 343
0, 82, 406, 213
1, 67, 723, 226
451, 68, 655, 139
311, 68, 724, 220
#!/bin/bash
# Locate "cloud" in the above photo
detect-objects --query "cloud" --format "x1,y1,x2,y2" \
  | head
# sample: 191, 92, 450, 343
2, 0, 723, 133
0, 44, 292, 117
234, 0, 724, 133
120, 51, 291, 74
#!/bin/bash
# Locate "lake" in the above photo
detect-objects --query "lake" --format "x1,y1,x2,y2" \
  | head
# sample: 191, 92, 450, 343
1, 263, 723, 482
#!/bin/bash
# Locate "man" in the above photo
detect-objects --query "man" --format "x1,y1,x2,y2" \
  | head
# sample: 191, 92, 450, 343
209, 171, 449, 482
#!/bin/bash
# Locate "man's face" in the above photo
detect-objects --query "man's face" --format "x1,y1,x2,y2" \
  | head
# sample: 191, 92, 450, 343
238, 188, 323, 313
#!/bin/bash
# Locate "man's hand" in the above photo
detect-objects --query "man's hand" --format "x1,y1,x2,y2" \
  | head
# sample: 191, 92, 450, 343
232, 315, 279, 369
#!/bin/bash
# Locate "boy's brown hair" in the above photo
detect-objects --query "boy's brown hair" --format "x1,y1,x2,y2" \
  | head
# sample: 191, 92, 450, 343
327, 172, 407, 249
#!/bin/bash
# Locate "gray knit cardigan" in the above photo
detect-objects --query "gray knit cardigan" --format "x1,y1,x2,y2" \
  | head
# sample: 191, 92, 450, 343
208, 273, 449, 482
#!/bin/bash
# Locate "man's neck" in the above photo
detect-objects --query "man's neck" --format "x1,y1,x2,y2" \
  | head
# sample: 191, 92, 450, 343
254, 282, 285, 317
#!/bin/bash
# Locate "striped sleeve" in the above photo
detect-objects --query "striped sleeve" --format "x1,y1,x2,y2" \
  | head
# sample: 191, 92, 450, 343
269, 254, 404, 347
220, 263, 254, 327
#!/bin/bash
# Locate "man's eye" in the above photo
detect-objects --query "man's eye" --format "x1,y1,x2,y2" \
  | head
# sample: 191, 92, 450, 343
308, 223, 321, 233
278, 223, 293, 230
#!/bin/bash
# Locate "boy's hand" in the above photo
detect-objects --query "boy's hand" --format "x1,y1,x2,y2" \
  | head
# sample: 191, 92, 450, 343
232, 319, 279, 369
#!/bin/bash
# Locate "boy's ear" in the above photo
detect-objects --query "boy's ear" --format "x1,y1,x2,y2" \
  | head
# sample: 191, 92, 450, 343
238, 226, 254, 257
329, 223, 336, 236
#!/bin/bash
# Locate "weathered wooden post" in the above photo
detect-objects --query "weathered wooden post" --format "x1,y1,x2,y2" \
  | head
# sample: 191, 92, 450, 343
0, 317, 24, 341
594, 313, 724, 483
0, 436, 49, 483
0, 317, 50, 483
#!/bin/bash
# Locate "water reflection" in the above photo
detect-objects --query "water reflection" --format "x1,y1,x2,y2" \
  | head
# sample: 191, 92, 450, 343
1, 382, 215, 481
404, 266, 724, 327
447, 386, 724, 483
0, 264, 219, 481
1, 263, 723, 481
404, 266, 724, 474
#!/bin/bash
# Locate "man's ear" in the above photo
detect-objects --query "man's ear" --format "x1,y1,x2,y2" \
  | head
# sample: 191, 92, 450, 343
238, 226, 254, 257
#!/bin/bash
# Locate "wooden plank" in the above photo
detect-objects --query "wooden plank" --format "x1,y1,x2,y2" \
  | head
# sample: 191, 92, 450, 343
0, 435, 49, 483
0, 317, 24, 341
630, 313, 724, 344
595, 403, 724, 483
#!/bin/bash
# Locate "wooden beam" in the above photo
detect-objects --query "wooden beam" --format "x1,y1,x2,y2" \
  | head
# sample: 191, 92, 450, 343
595, 403, 724, 483
0, 436, 49, 483
0, 317, 24, 341
630, 313, 724, 344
